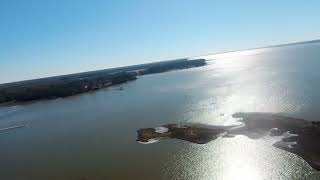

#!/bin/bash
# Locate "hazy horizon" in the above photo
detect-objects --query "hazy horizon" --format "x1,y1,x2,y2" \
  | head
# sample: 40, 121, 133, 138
1, 38, 320, 85
1, 1, 320, 84
0, 39, 318, 85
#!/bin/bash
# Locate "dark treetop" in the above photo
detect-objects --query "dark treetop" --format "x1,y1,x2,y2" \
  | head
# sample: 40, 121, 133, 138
0, 58, 206, 106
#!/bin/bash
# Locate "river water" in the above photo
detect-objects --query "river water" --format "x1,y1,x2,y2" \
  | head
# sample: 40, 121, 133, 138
1, 42, 320, 179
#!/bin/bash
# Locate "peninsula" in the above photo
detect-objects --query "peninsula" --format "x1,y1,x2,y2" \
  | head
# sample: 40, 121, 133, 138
0, 58, 206, 106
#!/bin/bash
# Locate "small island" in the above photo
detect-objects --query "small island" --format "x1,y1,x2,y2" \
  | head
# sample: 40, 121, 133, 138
137, 112, 320, 171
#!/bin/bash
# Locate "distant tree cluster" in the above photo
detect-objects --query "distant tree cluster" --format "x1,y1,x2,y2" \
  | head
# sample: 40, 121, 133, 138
142, 59, 206, 74
0, 72, 137, 104
0, 59, 206, 105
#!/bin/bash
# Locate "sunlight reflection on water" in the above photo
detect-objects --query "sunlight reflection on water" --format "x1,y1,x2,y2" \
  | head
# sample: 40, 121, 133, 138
165, 47, 320, 179
163, 135, 317, 180
2, 43, 320, 179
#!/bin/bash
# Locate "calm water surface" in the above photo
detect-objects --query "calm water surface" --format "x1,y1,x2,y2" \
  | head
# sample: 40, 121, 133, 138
1, 42, 320, 179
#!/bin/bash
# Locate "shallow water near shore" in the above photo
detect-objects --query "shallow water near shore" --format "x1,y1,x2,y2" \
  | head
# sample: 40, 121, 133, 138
1, 42, 320, 179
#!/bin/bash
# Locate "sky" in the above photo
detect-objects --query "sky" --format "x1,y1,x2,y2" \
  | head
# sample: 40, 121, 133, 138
0, 0, 319, 84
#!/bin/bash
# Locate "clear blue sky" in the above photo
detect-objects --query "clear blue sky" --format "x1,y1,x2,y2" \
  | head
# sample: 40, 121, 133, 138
1, 0, 319, 83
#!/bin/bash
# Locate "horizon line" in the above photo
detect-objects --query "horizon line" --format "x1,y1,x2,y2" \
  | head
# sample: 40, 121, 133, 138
1, 38, 319, 85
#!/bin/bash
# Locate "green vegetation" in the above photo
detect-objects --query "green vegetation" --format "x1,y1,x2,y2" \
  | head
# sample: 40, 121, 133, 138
0, 72, 137, 104
141, 59, 206, 74
0, 59, 206, 105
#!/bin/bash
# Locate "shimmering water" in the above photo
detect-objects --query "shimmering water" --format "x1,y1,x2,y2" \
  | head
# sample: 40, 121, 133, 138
1, 42, 320, 179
